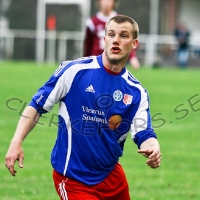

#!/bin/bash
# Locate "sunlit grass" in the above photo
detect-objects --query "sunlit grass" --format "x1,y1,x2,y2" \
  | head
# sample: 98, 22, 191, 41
1, 61, 200, 199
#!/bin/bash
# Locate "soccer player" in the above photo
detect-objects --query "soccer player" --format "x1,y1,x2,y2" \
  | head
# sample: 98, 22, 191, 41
174, 22, 190, 68
5, 15, 161, 200
83, 0, 140, 70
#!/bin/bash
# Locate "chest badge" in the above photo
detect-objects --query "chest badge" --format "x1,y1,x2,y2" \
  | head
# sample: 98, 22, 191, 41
123, 94, 133, 105
113, 90, 123, 101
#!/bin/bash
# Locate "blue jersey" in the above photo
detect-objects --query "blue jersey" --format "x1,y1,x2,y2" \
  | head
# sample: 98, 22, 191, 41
29, 55, 156, 185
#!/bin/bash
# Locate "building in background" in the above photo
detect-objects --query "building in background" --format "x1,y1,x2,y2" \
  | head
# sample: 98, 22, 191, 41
0, 0, 11, 60
159, 0, 200, 67
1, 0, 200, 67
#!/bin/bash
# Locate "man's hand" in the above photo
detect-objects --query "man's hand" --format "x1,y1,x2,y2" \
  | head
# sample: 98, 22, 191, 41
5, 142, 24, 176
138, 138, 161, 169
5, 106, 39, 176
138, 148, 161, 168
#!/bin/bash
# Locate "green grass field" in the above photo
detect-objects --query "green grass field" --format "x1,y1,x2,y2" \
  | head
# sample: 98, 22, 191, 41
0, 61, 200, 200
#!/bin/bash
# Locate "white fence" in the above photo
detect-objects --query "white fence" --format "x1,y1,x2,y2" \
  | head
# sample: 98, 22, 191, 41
1, 29, 200, 66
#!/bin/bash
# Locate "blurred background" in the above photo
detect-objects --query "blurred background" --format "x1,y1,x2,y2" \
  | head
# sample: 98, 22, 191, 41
0, 0, 200, 67
1, 1, 200, 199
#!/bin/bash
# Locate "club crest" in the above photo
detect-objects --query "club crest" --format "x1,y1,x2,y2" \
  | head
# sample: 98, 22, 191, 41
123, 94, 133, 105
113, 90, 123, 101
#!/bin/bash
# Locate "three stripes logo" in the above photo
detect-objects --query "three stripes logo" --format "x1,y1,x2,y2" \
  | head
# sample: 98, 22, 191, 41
85, 85, 95, 93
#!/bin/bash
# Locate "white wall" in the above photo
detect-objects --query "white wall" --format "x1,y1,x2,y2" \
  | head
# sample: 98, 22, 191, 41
179, 0, 200, 35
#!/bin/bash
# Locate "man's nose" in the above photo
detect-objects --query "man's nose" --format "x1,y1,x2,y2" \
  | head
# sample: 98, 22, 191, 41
113, 35, 120, 43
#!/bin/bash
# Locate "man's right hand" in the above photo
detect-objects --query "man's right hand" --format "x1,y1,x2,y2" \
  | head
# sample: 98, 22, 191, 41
5, 142, 24, 176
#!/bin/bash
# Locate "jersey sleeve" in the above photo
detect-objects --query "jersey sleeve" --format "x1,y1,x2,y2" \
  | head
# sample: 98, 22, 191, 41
129, 49, 136, 59
83, 18, 95, 57
29, 62, 69, 114
128, 44, 140, 60
130, 89, 157, 148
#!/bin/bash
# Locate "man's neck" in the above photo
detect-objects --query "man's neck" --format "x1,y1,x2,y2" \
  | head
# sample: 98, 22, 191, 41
102, 52, 126, 73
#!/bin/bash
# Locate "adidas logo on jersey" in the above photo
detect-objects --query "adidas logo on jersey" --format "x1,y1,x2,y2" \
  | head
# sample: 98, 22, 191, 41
85, 85, 95, 93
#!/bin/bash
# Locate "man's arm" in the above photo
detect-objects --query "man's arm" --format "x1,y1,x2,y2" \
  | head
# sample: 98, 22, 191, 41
138, 138, 161, 169
5, 106, 40, 176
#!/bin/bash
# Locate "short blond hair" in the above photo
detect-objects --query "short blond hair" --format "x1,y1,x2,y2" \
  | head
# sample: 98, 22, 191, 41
105, 15, 139, 39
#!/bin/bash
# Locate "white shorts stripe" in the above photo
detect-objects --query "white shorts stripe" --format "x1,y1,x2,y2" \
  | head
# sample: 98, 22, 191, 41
58, 180, 68, 200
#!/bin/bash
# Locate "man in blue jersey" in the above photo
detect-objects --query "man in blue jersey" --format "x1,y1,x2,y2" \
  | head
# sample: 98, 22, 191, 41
5, 15, 161, 200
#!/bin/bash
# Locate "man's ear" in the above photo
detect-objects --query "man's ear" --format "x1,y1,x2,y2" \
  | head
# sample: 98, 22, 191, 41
132, 39, 138, 49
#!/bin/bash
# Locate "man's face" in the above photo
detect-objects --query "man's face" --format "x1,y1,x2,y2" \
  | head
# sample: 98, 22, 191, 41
104, 20, 138, 64
99, 0, 115, 13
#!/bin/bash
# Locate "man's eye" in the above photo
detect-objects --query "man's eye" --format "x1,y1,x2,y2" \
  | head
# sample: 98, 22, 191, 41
109, 33, 114, 37
122, 35, 127, 38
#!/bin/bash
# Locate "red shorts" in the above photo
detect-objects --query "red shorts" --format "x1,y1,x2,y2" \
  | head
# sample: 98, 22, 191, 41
52, 162, 130, 200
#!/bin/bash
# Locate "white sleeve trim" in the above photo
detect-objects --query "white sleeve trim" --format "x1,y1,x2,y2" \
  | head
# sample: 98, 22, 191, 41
86, 18, 95, 33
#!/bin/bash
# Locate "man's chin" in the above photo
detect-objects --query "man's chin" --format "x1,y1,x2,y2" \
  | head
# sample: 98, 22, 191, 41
108, 54, 124, 64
